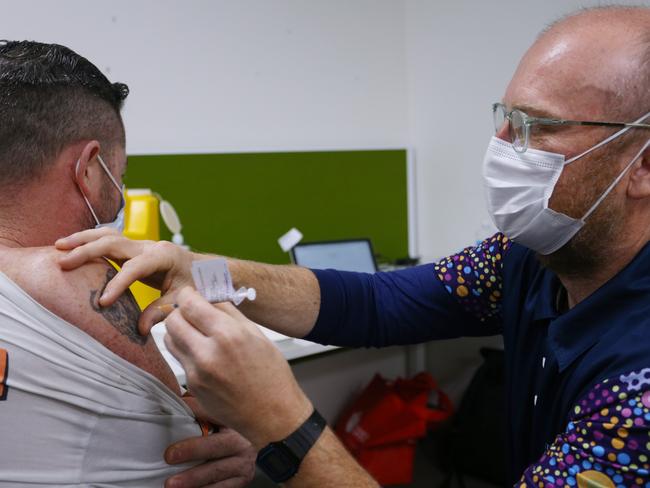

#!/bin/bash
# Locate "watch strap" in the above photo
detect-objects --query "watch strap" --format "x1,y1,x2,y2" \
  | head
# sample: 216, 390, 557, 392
256, 408, 327, 482
282, 408, 326, 460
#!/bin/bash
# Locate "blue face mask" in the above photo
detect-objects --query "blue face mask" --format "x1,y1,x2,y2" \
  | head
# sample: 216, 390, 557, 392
76, 155, 126, 232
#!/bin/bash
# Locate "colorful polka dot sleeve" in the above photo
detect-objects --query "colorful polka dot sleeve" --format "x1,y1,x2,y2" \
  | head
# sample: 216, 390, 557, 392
433, 233, 512, 324
519, 367, 650, 488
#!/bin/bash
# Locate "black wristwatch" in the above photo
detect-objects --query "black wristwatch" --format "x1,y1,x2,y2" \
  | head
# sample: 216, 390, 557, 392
256, 408, 327, 483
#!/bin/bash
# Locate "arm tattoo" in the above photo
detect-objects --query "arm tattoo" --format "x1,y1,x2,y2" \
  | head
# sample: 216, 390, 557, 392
90, 267, 147, 346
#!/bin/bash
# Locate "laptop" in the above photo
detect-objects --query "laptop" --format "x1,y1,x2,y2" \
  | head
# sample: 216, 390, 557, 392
290, 239, 378, 273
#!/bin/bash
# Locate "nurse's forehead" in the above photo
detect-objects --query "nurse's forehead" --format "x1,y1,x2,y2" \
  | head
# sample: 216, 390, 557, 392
503, 64, 624, 122
502, 10, 647, 121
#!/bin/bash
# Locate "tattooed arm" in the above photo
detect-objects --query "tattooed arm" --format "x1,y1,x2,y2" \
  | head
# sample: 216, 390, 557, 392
90, 267, 147, 346
0, 247, 261, 488
6, 249, 180, 393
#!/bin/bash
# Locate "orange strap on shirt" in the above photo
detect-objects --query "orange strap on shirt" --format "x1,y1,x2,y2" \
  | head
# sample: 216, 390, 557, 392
181, 391, 216, 436
197, 419, 213, 437
0, 349, 7, 400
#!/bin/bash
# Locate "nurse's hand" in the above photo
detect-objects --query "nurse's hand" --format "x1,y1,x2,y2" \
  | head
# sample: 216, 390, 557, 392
55, 228, 205, 333
164, 427, 256, 488
165, 287, 313, 451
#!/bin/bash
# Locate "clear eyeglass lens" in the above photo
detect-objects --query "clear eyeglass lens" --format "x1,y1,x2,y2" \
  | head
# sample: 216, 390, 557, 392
510, 110, 528, 153
493, 104, 506, 134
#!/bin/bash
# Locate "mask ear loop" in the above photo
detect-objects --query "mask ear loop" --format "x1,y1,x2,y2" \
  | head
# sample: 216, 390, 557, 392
581, 139, 650, 222
566, 111, 650, 165
75, 159, 101, 226
95, 154, 126, 223
96, 154, 124, 195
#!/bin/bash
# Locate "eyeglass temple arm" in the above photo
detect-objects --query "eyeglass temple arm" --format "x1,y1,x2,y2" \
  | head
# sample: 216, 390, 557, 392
526, 118, 650, 130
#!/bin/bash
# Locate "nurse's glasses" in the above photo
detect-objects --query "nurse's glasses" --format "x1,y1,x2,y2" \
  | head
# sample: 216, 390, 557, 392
492, 102, 650, 153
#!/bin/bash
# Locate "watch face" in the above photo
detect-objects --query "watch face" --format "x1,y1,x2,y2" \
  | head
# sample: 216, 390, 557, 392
257, 444, 299, 481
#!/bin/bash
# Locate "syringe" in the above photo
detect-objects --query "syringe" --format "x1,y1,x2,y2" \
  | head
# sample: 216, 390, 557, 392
156, 286, 256, 314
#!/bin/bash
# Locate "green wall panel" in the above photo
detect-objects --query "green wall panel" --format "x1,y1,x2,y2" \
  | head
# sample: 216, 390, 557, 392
125, 150, 408, 265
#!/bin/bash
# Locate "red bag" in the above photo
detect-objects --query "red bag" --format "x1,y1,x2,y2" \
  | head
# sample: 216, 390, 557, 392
356, 441, 418, 486
335, 372, 452, 485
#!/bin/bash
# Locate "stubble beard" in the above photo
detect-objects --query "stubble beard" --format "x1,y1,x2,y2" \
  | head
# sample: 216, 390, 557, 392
536, 194, 625, 278
79, 183, 119, 231
98, 182, 120, 225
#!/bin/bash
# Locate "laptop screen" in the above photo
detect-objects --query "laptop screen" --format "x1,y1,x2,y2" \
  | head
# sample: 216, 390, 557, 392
291, 240, 377, 273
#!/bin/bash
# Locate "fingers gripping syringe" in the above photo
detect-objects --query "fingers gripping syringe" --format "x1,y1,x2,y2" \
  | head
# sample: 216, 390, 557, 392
152, 257, 256, 384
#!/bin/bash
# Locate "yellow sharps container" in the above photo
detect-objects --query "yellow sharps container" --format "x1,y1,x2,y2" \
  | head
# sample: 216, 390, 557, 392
121, 189, 162, 309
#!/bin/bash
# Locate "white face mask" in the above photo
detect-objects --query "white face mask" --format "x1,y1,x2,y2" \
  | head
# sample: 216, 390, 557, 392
483, 112, 650, 255
76, 155, 126, 232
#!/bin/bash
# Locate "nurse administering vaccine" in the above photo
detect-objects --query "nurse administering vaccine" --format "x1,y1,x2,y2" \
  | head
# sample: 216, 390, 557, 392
57, 7, 650, 486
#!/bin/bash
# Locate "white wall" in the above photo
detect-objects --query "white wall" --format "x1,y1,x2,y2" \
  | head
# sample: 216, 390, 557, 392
3, 0, 647, 251
6, 0, 644, 257
0, 0, 408, 154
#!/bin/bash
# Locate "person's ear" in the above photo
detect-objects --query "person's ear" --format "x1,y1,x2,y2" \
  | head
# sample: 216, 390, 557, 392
73, 141, 101, 196
627, 141, 650, 200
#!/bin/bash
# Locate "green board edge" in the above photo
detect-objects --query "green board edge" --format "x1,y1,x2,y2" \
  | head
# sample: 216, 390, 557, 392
125, 150, 408, 265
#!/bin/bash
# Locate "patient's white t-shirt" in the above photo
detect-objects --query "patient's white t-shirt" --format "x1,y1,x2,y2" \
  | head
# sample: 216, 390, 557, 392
0, 272, 202, 486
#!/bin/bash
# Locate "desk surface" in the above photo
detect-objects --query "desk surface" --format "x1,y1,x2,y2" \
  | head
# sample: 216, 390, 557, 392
274, 339, 339, 361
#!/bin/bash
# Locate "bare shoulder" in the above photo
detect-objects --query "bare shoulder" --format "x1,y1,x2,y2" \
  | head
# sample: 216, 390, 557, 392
0, 246, 180, 394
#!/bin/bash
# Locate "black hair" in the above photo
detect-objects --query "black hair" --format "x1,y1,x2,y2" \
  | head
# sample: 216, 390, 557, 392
0, 40, 129, 185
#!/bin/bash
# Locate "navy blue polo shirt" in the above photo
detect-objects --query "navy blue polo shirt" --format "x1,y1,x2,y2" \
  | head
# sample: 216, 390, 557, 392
305, 233, 650, 487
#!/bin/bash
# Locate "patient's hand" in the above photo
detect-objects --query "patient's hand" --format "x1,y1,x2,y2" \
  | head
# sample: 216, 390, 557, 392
163, 396, 256, 487
164, 428, 256, 488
